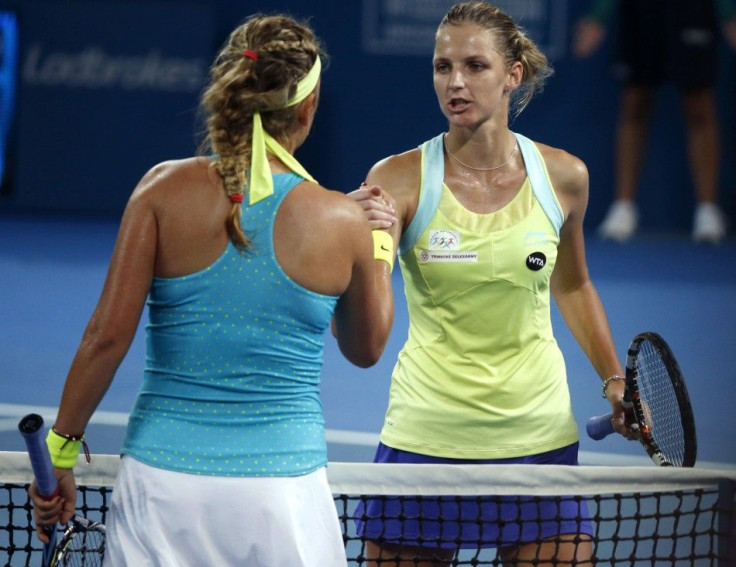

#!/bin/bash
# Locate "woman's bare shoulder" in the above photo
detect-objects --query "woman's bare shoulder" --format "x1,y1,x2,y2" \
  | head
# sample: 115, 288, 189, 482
533, 141, 588, 193
368, 147, 422, 187
290, 181, 367, 227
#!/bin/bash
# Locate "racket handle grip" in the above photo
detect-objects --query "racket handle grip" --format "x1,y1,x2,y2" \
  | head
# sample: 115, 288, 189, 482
586, 413, 615, 441
18, 413, 59, 499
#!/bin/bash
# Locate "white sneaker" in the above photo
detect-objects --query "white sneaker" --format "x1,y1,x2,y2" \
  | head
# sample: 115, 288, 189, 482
597, 201, 638, 241
692, 202, 726, 243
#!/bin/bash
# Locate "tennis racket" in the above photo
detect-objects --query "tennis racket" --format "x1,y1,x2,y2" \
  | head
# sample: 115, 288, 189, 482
586, 332, 697, 467
18, 413, 106, 566
48, 515, 106, 567
18, 413, 59, 566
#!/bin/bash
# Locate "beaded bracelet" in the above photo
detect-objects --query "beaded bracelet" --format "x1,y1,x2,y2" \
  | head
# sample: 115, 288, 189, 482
46, 427, 90, 468
601, 374, 625, 398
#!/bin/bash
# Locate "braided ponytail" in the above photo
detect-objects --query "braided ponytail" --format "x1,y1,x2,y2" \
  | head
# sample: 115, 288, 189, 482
199, 14, 324, 250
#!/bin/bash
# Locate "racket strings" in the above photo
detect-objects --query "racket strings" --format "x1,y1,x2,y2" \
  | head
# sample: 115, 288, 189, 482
54, 524, 105, 567
634, 341, 686, 466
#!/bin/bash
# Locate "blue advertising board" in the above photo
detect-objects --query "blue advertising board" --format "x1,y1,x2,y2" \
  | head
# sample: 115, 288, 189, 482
8, 0, 214, 214
0, 0, 734, 230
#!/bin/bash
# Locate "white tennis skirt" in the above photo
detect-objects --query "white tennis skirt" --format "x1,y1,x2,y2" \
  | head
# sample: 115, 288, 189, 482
104, 456, 347, 566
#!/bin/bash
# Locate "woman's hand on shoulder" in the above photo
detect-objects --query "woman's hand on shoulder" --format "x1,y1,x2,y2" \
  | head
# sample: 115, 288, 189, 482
346, 183, 398, 230
361, 149, 422, 233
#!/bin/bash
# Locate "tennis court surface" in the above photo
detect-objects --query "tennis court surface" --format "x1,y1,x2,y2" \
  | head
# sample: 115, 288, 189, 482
1, 215, 735, 564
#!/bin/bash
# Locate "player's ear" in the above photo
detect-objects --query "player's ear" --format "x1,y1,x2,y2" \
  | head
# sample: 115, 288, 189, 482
505, 61, 523, 93
298, 91, 318, 127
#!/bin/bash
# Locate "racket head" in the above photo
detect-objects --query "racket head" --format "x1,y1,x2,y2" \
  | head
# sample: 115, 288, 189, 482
50, 515, 106, 567
625, 332, 697, 467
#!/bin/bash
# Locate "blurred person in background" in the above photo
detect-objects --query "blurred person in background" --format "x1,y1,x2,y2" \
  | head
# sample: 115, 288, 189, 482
574, 0, 736, 243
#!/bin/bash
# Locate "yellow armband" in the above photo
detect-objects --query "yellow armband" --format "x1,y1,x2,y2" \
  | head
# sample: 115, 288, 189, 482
372, 230, 394, 271
46, 427, 87, 469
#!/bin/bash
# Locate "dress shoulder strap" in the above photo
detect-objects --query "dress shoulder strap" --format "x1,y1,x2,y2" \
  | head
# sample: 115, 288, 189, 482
514, 132, 564, 236
399, 134, 444, 254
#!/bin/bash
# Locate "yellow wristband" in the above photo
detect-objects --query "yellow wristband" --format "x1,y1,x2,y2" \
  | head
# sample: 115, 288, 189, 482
372, 230, 394, 271
46, 428, 83, 469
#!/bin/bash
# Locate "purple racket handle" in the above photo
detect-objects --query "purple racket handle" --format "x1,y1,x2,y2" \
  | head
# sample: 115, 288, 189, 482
586, 413, 615, 441
18, 413, 59, 499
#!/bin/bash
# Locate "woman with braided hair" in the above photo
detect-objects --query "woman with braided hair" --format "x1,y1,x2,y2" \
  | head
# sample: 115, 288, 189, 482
28, 13, 396, 566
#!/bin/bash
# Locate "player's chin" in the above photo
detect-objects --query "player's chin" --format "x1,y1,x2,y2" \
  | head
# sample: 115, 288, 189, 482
445, 111, 474, 126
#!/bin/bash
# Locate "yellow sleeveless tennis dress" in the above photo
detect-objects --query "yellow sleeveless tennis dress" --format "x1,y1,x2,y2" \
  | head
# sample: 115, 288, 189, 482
379, 133, 579, 459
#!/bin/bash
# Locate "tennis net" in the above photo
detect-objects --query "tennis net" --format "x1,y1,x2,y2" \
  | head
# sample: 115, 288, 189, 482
1, 452, 734, 566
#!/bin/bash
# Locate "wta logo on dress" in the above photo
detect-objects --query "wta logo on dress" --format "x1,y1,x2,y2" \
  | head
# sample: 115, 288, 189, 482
526, 252, 546, 271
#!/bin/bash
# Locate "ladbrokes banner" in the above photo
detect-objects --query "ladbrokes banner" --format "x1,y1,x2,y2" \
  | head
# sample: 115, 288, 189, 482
11, 0, 214, 213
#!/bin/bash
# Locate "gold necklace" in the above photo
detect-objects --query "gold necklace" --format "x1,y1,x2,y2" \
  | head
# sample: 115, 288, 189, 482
443, 134, 518, 172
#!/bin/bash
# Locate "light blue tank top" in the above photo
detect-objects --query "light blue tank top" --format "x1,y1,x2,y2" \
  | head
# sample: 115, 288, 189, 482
122, 173, 339, 477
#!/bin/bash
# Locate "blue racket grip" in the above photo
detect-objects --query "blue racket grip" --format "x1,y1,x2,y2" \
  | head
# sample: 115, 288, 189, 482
18, 413, 59, 498
586, 413, 615, 441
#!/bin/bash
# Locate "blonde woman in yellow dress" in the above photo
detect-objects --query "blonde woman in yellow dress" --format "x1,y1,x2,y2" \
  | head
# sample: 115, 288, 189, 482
350, 2, 629, 565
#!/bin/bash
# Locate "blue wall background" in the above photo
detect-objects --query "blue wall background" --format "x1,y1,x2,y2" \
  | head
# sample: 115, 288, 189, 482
0, 0, 734, 234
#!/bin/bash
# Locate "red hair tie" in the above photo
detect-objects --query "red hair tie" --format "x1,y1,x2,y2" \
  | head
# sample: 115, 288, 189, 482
229, 194, 244, 204
242, 50, 258, 60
